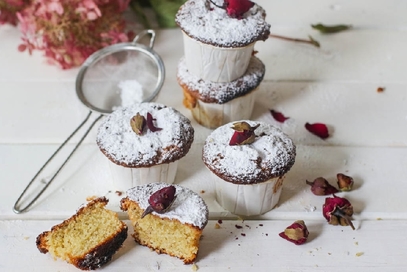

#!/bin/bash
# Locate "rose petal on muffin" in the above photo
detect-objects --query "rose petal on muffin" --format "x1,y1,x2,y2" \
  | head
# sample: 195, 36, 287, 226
146, 112, 162, 132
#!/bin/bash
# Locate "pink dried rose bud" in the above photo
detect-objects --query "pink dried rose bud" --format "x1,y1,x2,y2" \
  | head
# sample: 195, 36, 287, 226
229, 121, 260, 146
323, 195, 355, 230
337, 173, 354, 191
279, 220, 309, 245
306, 177, 339, 196
146, 112, 162, 132
141, 185, 176, 218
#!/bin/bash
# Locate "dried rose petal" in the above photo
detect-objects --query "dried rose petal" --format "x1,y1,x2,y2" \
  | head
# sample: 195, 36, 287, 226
130, 113, 146, 135
229, 122, 260, 145
305, 122, 329, 139
337, 173, 354, 191
209, 0, 254, 19
323, 195, 355, 230
270, 109, 289, 123
141, 185, 176, 218
279, 220, 309, 245
306, 177, 339, 196
146, 112, 162, 132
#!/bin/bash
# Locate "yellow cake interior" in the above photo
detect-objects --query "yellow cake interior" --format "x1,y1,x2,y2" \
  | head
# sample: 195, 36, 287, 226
122, 198, 202, 264
37, 198, 126, 264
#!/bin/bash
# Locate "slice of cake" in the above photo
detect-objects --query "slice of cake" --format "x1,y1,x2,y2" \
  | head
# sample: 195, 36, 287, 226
120, 183, 209, 264
36, 197, 128, 270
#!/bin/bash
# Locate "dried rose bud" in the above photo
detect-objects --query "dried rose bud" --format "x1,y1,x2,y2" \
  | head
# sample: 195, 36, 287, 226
323, 195, 355, 230
130, 113, 146, 135
209, 0, 254, 19
306, 177, 339, 196
146, 112, 162, 132
229, 122, 260, 146
305, 122, 329, 139
141, 185, 176, 218
279, 220, 309, 245
337, 173, 354, 191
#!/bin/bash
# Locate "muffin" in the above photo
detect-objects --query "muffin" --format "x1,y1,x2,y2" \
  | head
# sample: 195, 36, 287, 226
121, 183, 209, 264
178, 56, 265, 129
175, 0, 270, 82
36, 197, 128, 270
96, 102, 194, 188
202, 120, 296, 216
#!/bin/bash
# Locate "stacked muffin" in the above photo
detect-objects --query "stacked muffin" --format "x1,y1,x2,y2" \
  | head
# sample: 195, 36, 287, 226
175, 0, 270, 129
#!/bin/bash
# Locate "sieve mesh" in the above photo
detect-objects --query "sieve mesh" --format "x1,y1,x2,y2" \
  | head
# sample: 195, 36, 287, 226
79, 48, 161, 114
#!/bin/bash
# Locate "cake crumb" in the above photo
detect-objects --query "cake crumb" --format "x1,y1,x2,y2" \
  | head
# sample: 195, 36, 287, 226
214, 223, 221, 229
23, 236, 30, 240
218, 219, 223, 224
86, 196, 98, 201
355, 252, 364, 257
115, 191, 123, 196
235, 224, 243, 229
377, 87, 385, 93
355, 241, 359, 245
200, 190, 205, 194
377, 217, 383, 220
191, 263, 198, 271
241, 233, 246, 237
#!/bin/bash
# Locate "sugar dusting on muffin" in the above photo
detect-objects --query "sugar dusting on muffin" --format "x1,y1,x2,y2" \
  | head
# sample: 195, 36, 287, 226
176, 0, 270, 47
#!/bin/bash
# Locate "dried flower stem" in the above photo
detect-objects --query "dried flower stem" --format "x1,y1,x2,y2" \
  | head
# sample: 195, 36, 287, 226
332, 207, 355, 230
208, 0, 224, 8
269, 33, 320, 48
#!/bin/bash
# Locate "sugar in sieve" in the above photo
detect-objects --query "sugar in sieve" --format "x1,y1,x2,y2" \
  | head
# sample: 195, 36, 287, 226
13, 29, 165, 213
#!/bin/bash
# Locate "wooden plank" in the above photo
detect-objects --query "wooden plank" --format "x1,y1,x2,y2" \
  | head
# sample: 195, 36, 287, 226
1, 219, 406, 271
3, 144, 407, 220
260, 0, 407, 28
1, 80, 406, 146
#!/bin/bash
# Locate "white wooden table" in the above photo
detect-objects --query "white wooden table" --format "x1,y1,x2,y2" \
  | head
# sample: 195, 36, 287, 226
1, 0, 407, 271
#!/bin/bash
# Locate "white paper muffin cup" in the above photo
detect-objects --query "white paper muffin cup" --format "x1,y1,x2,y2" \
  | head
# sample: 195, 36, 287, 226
108, 161, 178, 190
182, 32, 255, 83
214, 176, 285, 216
189, 88, 257, 129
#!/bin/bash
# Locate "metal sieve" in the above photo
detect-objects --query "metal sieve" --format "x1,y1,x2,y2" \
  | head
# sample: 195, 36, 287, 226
13, 30, 165, 213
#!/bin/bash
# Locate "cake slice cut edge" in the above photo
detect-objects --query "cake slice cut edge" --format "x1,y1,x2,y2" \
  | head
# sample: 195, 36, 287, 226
121, 197, 204, 264
36, 197, 128, 270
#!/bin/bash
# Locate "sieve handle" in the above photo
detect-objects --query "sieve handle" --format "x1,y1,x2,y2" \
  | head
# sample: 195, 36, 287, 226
13, 111, 103, 214
132, 29, 156, 49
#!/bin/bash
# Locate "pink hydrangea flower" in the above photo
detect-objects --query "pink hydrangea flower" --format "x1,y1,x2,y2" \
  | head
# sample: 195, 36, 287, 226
15, 0, 131, 69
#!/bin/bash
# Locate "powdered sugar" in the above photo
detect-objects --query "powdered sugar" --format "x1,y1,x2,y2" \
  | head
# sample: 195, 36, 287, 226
96, 102, 194, 167
203, 120, 296, 184
175, 0, 270, 47
126, 183, 209, 229
118, 79, 143, 107
177, 56, 265, 103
